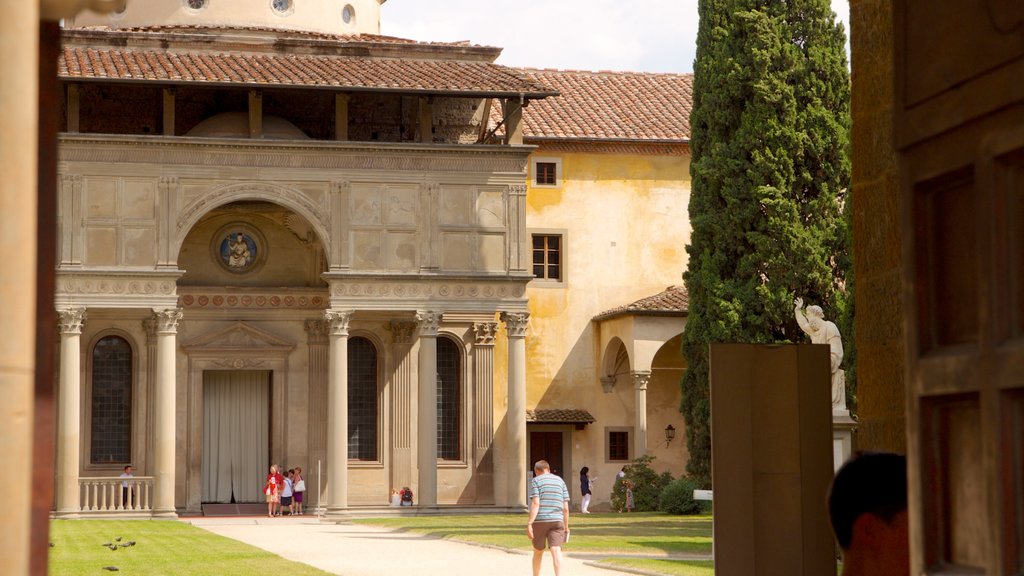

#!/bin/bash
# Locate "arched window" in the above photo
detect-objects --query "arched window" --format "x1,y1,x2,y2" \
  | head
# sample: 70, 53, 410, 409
348, 337, 378, 461
436, 336, 461, 461
90, 336, 132, 464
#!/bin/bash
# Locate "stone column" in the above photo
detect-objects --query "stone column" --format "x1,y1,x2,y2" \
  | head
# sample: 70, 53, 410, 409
501, 312, 529, 509
632, 371, 651, 458
415, 311, 440, 507
152, 308, 182, 518
55, 307, 86, 517
473, 322, 499, 504
324, 310, 351, 517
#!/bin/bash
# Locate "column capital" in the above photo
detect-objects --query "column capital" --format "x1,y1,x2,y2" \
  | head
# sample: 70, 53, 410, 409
416, 311, 441, 337
305, 318, 329, 343
387, 320, 417, 344
57, 307, 87, 335
632, 370, 651, 390
601, 375, 616, 394
324, 310, 352, 336
508, 184, 527, 197
473, 322, 499, 346
152, 308, 183, 334
500, 312, 530, 338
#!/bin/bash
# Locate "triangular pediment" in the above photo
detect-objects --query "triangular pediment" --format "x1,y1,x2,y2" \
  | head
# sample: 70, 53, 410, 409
182, 321, 294, 351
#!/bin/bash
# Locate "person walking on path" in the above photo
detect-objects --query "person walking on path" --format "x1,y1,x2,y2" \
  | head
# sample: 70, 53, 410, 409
579, 466, 593, 514
527, 460, 570, 576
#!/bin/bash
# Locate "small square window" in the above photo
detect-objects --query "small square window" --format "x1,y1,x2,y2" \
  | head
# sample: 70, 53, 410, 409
532, 234, 562, 281
536, 162, 557, 186
608, 430, 630, 461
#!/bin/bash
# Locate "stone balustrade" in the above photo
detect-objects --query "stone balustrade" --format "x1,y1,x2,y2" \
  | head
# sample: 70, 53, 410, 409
78, 477, 154, 515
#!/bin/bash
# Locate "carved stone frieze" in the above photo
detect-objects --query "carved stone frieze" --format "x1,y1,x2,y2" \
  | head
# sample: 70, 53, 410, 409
179, 292, 328, 309
210, 358, 269, 370
58, 136, 531, 174
500, 311, 530, 338
324, 310, 353, 336
330, 280, 526, 299
57, 307, 87, 335
387, 320, 417, 344
416, 311, 442, 336
58, 276, 177, 296
473, 322, 499, 345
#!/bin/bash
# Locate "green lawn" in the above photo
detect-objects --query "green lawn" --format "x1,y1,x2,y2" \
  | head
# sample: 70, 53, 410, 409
357, 511, 714, 573
48, 520, 336, 576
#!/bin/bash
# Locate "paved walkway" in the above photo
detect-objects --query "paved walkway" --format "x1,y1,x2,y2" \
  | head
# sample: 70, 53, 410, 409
188, 516, 638, 576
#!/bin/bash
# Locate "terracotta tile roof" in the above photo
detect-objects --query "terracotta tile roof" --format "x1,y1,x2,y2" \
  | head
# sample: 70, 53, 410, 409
71, 25, 489, 48
58, 46, 556, 97
516, 69, 693, 141
526, 409, 596, 424
533, 141, 689, 156
593, 285, 690, 321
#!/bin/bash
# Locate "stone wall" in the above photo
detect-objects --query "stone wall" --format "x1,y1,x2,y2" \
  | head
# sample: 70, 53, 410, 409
849, 0, 906, 452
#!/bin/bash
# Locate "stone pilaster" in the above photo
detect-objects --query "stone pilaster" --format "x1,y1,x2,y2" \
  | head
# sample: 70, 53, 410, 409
632, 371, 651, 458
55, 307, 86, 517
324, 310, 351, 517
305, 319, 328, 509
501, 312, 529, 509
506, 185, 528, 273
152, 307, 182, 517
473, 321, 499, 503
415, 311, 441, 506
387, 320, 416, 495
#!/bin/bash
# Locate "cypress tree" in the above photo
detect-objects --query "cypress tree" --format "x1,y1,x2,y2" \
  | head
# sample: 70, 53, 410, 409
681, 0, 850, 487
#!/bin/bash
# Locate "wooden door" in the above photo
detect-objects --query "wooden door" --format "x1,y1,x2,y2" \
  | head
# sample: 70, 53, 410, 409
895, 1, 1024, 573
529, 431, 564, 477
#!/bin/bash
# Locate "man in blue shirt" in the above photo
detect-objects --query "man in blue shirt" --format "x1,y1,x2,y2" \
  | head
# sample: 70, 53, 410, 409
526, 460, 570, 576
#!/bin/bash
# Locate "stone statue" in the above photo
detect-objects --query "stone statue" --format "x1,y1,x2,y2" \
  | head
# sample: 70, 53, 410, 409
794, 297, 847, 414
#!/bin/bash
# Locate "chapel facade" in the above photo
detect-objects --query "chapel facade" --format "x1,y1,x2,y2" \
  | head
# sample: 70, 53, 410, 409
53, 0, 693, 518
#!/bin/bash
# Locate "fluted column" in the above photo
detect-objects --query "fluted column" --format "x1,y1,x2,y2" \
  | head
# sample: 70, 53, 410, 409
501, 312, 529, 509
632, 371, 651, 458
152, 308, 181, 517
416, 311, 440, 506
324, 310, 351, 516
55, 307, 86, 517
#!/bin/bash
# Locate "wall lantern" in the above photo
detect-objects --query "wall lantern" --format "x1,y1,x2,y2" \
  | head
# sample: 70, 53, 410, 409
664, 424, 676, 446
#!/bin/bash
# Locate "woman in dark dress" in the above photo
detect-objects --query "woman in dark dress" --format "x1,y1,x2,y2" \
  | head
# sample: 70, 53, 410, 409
580, 466, 593, 513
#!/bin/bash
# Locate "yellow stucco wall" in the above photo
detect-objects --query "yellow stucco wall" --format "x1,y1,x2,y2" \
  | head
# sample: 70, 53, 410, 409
523, 147, 692, 507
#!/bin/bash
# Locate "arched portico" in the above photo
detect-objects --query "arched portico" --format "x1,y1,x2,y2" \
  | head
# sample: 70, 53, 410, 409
593, 286, 688, 459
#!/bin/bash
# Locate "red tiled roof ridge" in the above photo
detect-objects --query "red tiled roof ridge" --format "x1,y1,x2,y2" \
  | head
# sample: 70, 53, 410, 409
517, 66, 693, 79
65, 25, 490, 48
593, 285, 690, 321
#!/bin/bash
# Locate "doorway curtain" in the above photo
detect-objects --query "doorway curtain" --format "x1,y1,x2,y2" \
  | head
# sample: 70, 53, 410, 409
201, 370, 270, 503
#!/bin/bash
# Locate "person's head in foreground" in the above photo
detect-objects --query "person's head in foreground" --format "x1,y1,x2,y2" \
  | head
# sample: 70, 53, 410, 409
828, 451, 909, 576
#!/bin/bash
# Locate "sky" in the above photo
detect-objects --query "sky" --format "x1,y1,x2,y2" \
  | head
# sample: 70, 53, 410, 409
381, 0, 851, 75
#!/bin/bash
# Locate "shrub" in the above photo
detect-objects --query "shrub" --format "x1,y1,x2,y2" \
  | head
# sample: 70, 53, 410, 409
610, 455, 673, 512
658, 476, 703, 515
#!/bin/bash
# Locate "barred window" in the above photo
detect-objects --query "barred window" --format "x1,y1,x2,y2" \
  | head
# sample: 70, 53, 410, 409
437, 337, 461, 461
348, 337, 378, 461
90, 336, 132, 464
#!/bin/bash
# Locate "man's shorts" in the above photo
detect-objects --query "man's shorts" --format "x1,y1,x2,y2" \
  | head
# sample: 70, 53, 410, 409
281, 496, 292, 506
531, 521, 567, 549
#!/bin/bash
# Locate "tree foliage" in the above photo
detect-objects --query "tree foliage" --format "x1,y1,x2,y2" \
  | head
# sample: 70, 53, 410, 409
681, 0, 851, 487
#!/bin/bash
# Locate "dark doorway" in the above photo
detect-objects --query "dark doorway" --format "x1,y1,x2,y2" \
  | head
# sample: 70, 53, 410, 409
529, 431, 564, 477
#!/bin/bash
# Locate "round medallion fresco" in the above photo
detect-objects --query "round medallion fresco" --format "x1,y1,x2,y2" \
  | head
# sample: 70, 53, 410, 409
213, 224, 267, 274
